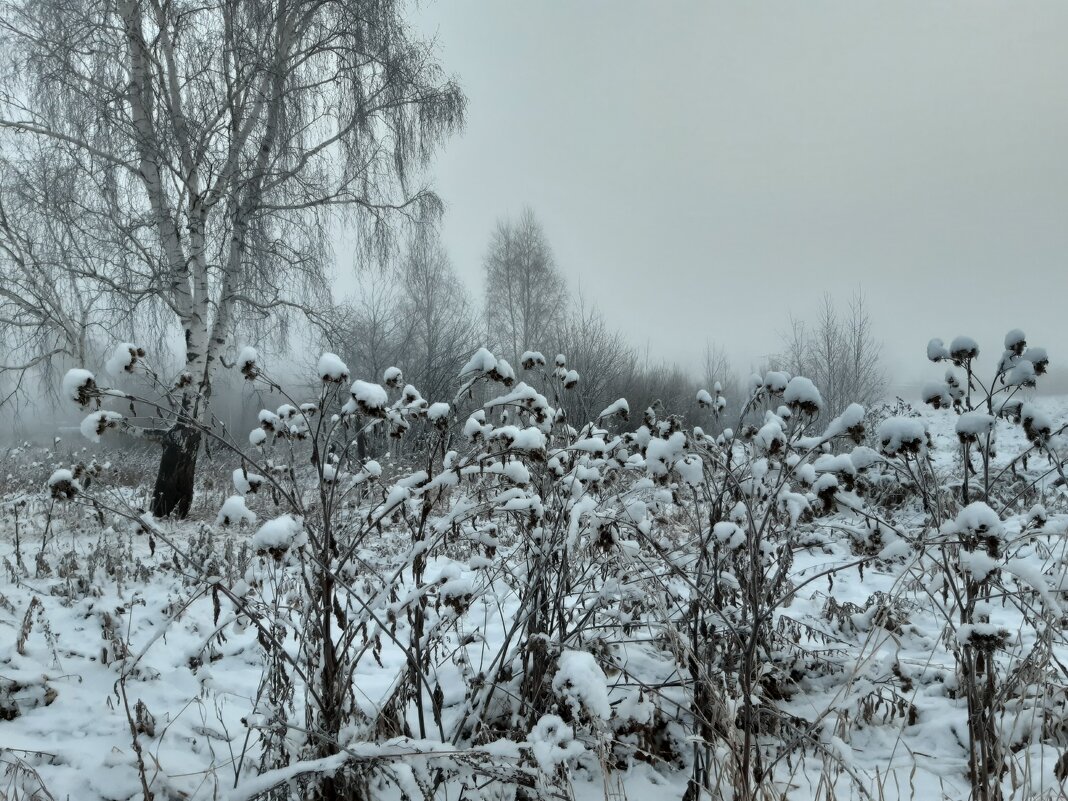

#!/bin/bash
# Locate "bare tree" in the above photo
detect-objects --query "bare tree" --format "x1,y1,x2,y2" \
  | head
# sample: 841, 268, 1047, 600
483, 207, 567, 367
397, 227, 480, 403
698, 340, 739, 431
551, 295, 636, 423
331, 272, 408, 391
0, 0, 464, 516
776, 292, 887, 417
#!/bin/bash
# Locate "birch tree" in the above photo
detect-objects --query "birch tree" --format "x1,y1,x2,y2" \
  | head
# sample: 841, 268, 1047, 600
0, 0, 465, 516
396, 227, 480, 402
483, 207, 567, 367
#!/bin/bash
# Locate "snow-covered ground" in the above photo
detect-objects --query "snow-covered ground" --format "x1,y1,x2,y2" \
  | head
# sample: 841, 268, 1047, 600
2, 393, 1067, 801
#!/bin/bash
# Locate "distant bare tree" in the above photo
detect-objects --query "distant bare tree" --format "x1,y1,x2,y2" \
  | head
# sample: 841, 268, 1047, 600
551, 296, 636, 423
330, 272, 407, 388
697, 340, 739, 431
778, 292, 887, 417
396, 227, 480, 402
0, 0, 464, 516
484, 207, 567, 367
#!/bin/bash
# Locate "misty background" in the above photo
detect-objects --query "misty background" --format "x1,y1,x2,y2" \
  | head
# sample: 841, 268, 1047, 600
3, 0, 1067, 445
408, 0, 1068, 386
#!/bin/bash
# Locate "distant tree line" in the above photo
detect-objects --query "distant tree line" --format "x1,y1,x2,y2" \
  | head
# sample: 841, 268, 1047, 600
326, 207, 887, 441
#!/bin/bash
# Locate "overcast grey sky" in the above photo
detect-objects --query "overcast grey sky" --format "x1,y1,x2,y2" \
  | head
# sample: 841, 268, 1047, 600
410, 1, 1068, 386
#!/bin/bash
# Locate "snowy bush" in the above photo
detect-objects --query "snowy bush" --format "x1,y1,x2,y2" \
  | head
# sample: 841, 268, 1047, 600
11, 328, 1068, 801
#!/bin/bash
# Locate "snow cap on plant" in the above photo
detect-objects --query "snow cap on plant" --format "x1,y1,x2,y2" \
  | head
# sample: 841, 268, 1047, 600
927, 338, 950, 362
252, 514, 306, 559
217, 495, 256, 526
598, 398, 629, 420
80, 410, 124, 442
949, 335, 979, 365
1021, 403, 1053, 444
350, 379, 388, 417
105, 342, 145, 375
61, 368, 97, 408
317, 352, 349, 383
237, 346, 259, 379
921, 382, 952, 410
1022, 346, 1049, 375
876, 417, 929, 457
784, 376, 822, 415
47, 468, 79, 499
1004, 328, 1027, 356
955, 412, 995, 444
520, 350, 546, 370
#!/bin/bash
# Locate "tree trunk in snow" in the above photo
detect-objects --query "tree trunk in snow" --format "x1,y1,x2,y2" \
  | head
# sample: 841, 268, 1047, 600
150, 423, 201, 518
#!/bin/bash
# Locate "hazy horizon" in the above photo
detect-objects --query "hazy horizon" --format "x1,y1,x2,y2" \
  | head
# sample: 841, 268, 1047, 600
407, 0, 1067, 389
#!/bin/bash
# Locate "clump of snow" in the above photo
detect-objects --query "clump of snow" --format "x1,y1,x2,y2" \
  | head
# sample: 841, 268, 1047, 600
105, 342, 144, 375
1021, 403, 1053, 444
696, 389, 713, 408
80, 410, 124, 442
47, 468, 80, 499
955, 623, 1009, 649
528, 714, 585, 772
427, 402, 450, 427
1022, 346, 1049, 374
1004, 360, 1036, 387
784, 376, 822, 414
249, 428, 268, 447
383, 366, 403, 388
949, 335, 979, 363
217, 495, 256, 526
953, 502, 1003, 540
237, 346, 259, 379
755, 421, 786, 455
252, 515, 306, 555
822, 403, 866, 442
927, 338, 950, 362
599, 398, 629, 419
350, 380, 388, 417
713, 521, 746, 550
675, 454, 704, 486
1004, 328, 1026, 354
747, 373, 764, 397
62, 368, 97, 407
955, 412, 995, 442
921, 382, 952, 410
460, 347, 498, 376
876, 417, 928, 457
317, 353, 349, 383
552, 650, 611, 720
489, 425, 546, 455
645, 432, 685, 477
764, 371, 789, 395
233, 468, 264, 494
520, 350, 546, 369
495, 359, 517, 385
958, 549, 999, 582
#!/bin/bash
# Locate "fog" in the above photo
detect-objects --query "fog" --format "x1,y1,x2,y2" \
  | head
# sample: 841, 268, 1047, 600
411, 0, 1068, 386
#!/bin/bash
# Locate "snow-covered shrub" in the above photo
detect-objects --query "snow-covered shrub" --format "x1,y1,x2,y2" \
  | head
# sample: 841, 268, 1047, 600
31, 327, 1067, 801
